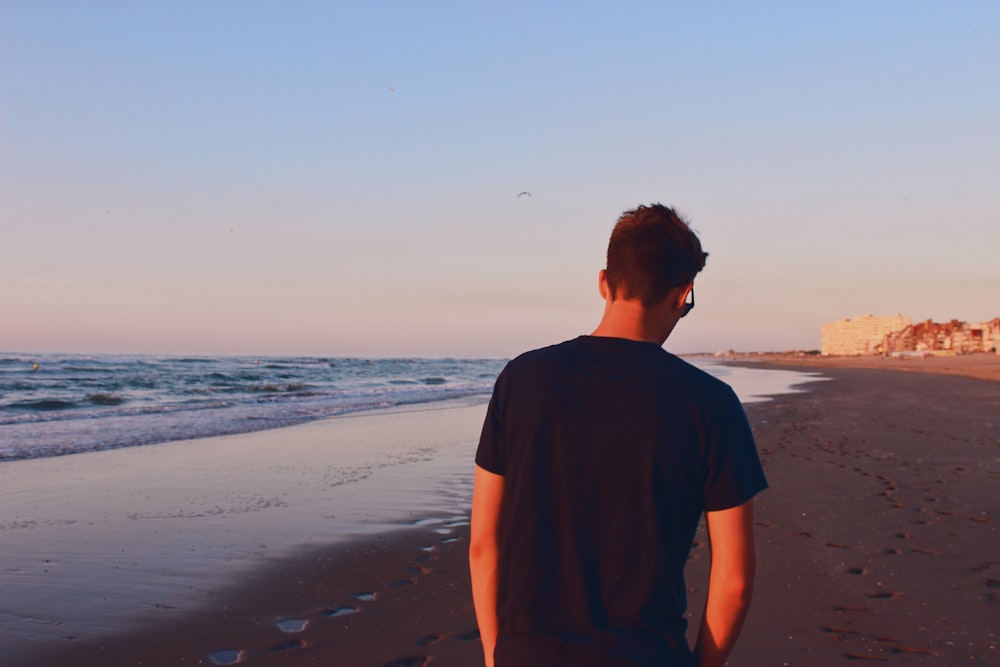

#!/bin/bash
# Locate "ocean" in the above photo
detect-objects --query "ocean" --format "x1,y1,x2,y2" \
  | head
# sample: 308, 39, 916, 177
0, 352, 819, 462
0, 354, 505, 461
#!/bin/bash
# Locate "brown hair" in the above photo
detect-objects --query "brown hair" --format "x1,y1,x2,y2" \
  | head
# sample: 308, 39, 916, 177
605, 203, 708, 306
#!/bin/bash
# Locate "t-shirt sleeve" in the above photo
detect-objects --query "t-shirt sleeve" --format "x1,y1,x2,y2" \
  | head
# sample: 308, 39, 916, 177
475, 370, 507, 475
702, 386, 768, 511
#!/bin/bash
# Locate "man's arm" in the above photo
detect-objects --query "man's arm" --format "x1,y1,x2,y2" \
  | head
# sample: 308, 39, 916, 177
469, 465, 505, 667
693, 500, 757, 667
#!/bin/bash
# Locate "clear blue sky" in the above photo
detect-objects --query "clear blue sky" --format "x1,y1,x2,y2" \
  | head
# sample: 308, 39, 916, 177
2, 2, 997, 357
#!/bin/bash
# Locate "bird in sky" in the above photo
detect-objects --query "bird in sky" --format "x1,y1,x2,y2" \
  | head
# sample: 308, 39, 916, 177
517, 191, 531, 198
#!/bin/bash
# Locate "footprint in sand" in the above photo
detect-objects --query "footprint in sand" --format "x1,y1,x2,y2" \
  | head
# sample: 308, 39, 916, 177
275, 618, 308, 633
320, 606, 359, 617
845, 566, 870, 575
889, 645, 940, 656
416, 632, 443, 646
389, 577, 416, 588
458, 628, 481, 641
353, 591, 377, 602
865, 590, 902, 599
909, 547, 936, 555
208, 648, 243, 665
985, 578, 1000, 604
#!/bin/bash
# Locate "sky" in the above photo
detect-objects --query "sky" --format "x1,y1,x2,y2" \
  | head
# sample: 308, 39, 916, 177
2, 2, 998, 358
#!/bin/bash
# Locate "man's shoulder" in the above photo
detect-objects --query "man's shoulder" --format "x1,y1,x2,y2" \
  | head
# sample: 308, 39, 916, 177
662, 354, 742, 403
501, 338, 584, 377
503, 339, 728, 387
665, 354, 731, 385
511, 337, 583, 361
499, 338, 738, 403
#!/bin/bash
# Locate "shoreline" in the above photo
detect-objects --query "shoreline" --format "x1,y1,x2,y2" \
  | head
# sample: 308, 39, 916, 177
5, 359, 998, 665
712, 350, 1000, 383
0, 397, 491, 661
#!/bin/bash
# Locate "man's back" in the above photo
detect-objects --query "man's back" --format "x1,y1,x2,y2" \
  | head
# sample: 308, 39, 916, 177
470, 203, 766, 667
475, 336, 766, 666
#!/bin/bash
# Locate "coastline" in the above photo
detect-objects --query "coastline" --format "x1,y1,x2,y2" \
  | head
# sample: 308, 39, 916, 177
0, 397, 491, 663
715, 350, 1000, 383
4, 359, 998, 665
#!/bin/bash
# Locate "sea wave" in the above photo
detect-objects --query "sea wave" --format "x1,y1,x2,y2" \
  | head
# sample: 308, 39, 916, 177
0, 354, 506, 461
5, 399, 79, 412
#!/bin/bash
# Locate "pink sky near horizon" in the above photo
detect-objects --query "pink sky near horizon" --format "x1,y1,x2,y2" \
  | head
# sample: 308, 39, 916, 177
3, 3, 998, 358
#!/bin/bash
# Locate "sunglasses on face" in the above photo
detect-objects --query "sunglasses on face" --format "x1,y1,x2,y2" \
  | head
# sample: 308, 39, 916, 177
680, 285, 694, 318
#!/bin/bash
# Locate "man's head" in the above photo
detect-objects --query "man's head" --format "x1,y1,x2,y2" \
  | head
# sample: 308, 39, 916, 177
604, 203, 708, 307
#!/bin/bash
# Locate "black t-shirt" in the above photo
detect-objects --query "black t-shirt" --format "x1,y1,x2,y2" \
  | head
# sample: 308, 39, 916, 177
476, 336, 767, 667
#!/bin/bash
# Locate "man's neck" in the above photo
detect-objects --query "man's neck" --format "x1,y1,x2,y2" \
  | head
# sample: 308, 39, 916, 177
591, 299, 678, 346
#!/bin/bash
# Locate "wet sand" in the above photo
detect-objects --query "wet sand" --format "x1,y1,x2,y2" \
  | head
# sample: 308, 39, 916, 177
6, 526, 483, 667
722, 350, 1000, 383
722, 361, 999, 665
0, 398, 489, 666
5, 362, 999, 666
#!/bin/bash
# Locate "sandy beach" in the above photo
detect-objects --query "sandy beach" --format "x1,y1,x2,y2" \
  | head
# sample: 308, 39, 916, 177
722, 357, 999, 665
723, 350, 1000, 383
3, 359, 998, 666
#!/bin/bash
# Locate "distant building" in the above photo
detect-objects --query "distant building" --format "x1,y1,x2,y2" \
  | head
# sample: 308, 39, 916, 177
821, 314, 911, 356
882, 318, 1000, 355
821, 315, 1000, 356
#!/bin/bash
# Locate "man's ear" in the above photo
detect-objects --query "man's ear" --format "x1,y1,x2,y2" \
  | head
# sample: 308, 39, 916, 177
598, 269, 610, 300
676, 282, 693, 310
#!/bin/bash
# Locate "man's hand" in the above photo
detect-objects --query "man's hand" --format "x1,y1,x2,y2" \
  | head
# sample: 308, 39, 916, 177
693, 500, 756, 667
469, 465, 505, 667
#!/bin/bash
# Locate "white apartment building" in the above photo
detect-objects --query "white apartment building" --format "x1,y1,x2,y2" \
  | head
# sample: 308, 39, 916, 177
821, 314, 912, 356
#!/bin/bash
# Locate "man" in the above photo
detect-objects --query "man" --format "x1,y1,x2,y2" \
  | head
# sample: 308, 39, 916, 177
469, 203, 767, 667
